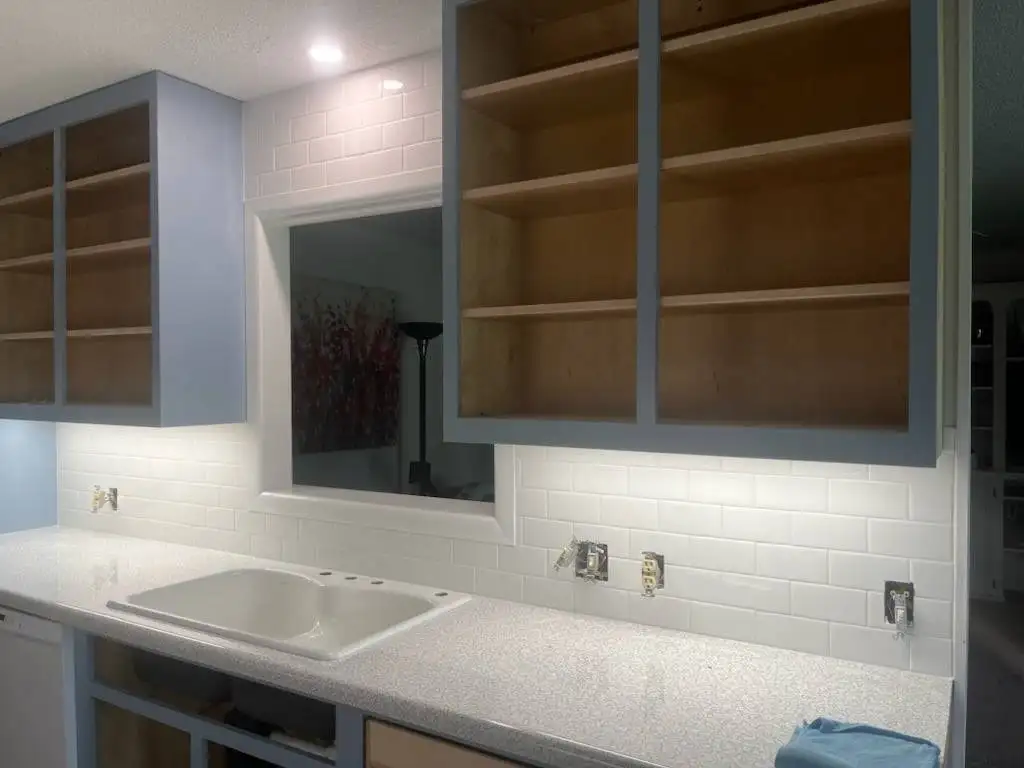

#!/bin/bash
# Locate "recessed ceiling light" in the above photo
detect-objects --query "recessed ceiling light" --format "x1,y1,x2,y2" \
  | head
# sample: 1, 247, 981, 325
383, 79, 404, 91
309, 44, 343, 64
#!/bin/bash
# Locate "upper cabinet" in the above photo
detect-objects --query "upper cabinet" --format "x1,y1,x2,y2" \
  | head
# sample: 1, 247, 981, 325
443, 0, 948, 466
0, 73, 244, 426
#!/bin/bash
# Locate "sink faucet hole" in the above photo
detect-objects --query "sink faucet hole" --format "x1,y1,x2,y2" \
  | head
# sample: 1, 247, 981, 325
319, 571, 332, 576
434, 592, 448, 597
371, 580, 384, 585
344, 576, 358, 581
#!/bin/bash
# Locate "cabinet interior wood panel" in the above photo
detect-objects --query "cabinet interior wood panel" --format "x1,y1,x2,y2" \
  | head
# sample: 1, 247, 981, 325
366, 720, 526, 768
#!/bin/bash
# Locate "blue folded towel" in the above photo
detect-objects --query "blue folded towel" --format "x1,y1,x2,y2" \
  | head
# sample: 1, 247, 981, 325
775, 718, 940, 768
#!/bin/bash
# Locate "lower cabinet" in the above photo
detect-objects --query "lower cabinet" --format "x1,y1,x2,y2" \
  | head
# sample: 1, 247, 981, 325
366, 721, 525, 768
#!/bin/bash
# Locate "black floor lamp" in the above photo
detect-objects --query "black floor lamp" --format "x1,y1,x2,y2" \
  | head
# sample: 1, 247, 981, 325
399, 321, 443, 496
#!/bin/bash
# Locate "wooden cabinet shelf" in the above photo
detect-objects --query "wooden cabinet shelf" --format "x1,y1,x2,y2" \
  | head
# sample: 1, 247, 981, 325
662, 282, 909, 312
0, 331, 54, 342
68, 327, 152, 338
464, 299, 636, 319
463, 49, 638, 128
662, 0, 906, 60
662, 122, 911, 189
0, 187, 53, 215
65, 162, 150, 193
0, 252, 53, 273
464, 165, 638, 217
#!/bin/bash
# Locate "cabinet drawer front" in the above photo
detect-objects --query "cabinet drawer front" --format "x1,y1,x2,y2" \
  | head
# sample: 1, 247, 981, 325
366, 721, 525, 768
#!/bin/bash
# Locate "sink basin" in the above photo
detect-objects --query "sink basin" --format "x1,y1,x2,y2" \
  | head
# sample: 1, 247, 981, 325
109, 568, 468, 660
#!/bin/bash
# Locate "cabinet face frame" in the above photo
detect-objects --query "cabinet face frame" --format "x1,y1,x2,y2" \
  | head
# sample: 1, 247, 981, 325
443, 0, 942, 466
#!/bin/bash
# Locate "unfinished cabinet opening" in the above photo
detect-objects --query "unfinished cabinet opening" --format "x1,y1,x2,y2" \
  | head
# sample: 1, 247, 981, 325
459, 0, 638, 193
64, 104, 153, 406
0, 131, 55, 404
457, 1, 639, 422
658, 0, 912, 430
461, 314, 636, 421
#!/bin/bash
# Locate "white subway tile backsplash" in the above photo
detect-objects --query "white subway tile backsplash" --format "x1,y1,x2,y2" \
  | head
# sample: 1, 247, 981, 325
755, 613, 829, 656
267, 514, 299, 541
829, 479, 908, 519
756, 544, 827, 583
251, 534, 283, 560
910, 560, 954, 600
475, 570, 524, 602
755, 475, 828, 512
327, 96, 404, 134
424, 112, 442, 140
573, 584, 629, 621
791, 461, 869, 479
521, 460, 572, 491
869, 452, 954, 523
259, 169, 291, 196
601, 496, 658, 530
291, 164, 325, 191
404, 86, 442, 117
383, 117, 425, 148
291, 113, 326, 142
791, 583, 866, 624
547, 492, 601, 523
523, 577, 573, 611
517, 488, 547, 518
342, 126, 384, 156
910, 636, 953, 676
498, 545, 548, 577
831, 624, 910, 669
628, 593, 691, 632
828, 551, 909, 591
721, 458, 791, 475
574, 464, 628, 495
688, 537, 755, 574
236, 511, 267, 535
791, 513, 867, 552
657, 454, 722, 470
629, 530, 690, 564
274, 142, 308, 170
404, 140, 442, 171
628, 467, 688, 500
722, 507, 791, 543
453, 540, 498, 570
690, 603, 756, 643
325, 148, 403, 184
309, 135, 345, 162
523, 518, 572, 549
689, 471, 755, 506
572, 524, 630, 557
868, 520, 952, 561
658, 502, 722, 536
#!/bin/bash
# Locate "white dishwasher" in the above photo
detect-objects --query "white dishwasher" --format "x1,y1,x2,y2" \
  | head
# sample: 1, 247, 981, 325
0, 606, 66, 768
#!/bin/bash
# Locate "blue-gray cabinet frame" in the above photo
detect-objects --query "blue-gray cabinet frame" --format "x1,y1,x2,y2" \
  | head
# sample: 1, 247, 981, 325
442, 0, 943, 467
0, 72, 245, 427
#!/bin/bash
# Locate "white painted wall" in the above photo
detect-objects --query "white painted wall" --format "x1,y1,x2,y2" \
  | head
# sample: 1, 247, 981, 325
57, 51, 958, 675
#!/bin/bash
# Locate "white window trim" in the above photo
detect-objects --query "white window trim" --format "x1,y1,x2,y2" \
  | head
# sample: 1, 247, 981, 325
244, 167, 516, 544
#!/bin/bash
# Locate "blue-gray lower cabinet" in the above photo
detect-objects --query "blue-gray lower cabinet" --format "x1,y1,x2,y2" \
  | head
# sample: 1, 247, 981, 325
0, 72, 244, 427
443, 0, 949, 467
65, 632, 529, 768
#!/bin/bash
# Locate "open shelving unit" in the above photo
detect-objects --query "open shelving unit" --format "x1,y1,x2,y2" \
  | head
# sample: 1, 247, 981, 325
64, 104, 153, 406
658, 0, 912, 429
0, 131, 55, 404
457, 0, 639, 422
448, 0, 943, 462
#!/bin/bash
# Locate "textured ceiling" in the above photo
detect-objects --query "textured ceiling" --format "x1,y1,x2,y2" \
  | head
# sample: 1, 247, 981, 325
0, 0, 441, 124
975, 0, 1024, 246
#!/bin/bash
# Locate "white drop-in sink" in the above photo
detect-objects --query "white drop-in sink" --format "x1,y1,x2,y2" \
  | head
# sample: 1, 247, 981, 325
108, 568, 468, 660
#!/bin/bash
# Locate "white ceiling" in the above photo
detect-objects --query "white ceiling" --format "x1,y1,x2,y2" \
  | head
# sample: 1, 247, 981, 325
0, 0, 441, 124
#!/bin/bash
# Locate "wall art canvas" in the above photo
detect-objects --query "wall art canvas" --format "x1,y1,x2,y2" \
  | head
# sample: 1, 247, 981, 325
291, 275, 401, 455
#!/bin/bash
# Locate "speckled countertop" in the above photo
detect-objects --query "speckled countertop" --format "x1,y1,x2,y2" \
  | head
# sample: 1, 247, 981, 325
0, 527, 950, 768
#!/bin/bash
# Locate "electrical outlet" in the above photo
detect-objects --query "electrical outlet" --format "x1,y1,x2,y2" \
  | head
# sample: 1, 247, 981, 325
884, 580, 914, 627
